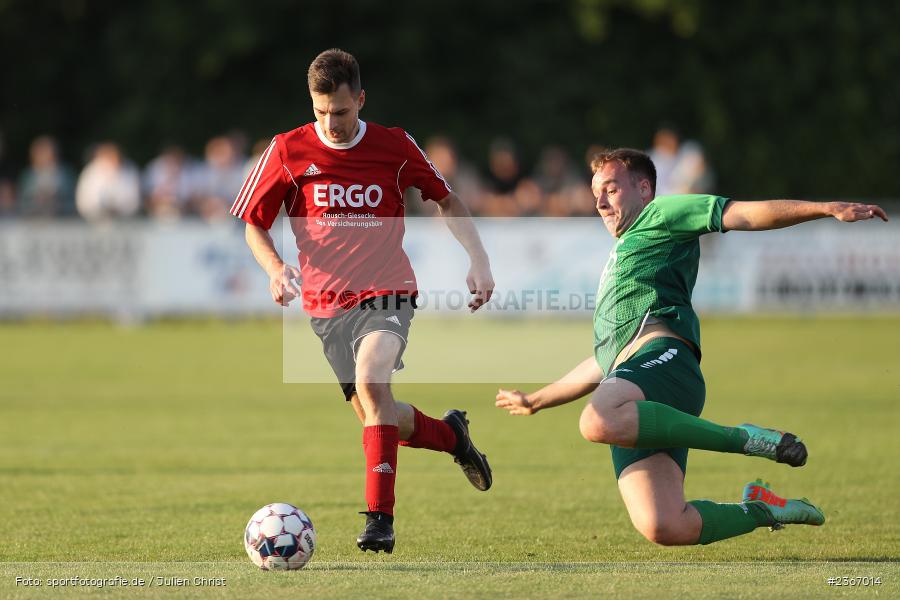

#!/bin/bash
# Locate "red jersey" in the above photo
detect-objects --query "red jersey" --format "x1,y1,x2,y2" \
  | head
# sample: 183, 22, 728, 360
230, 120, 451, 317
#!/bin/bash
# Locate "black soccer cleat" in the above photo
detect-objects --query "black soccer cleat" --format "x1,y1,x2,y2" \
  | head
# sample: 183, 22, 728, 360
356, 511, 395, 554
737, 424, 808, 467
443, 409, 493, 491
775, 432, 808, 467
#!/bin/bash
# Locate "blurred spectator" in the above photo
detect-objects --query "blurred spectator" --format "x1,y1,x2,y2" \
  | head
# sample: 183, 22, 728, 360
427, 136, 484, 209
486, 137, 521, 195
511, 179, 543, 217
243, 138, 272, 180
482, 138, 531, 217
75, 142, 141, 222
143, 145, 196, 220
3, 134, 686, 220
649, 126, 714, 196
18, 135, 76, 218
0, 132, 15, 218
584, 143, 606, 174
534, 145, 595, 216
405, 136, 485, 216
228, 130, 250, 165
191, 135, 246, 222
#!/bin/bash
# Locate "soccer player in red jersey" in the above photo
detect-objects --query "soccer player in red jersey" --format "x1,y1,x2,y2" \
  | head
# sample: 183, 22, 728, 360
231, 49, 495, 554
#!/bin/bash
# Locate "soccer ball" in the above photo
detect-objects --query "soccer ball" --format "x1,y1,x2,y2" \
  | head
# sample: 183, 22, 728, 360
244, 503, 316, 570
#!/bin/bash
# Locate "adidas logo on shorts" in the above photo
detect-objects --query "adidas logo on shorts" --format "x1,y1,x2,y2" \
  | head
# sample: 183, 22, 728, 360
385, 315, 401, 326
639, 348, 678, 369
372, 462, 394, 474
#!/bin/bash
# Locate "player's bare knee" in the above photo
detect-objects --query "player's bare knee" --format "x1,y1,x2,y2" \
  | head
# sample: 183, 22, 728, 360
634, 519, 664, 545
579, 404, 616, 444
634, 517, 690, 546
355, 380, 391, 407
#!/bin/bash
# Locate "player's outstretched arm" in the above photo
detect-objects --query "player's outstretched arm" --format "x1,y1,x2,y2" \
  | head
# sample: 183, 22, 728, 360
433, 192, 495, 312
495, 356, 604, 415
721, 200, 888, 231
245, 223, 301, 306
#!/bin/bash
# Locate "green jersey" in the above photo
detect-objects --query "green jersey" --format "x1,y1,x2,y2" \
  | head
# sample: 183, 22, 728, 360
593, 194, 729, 374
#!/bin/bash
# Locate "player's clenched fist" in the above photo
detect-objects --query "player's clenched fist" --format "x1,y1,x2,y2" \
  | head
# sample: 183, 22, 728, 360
467, 260, 495, 312
269, 264, 302, 306
829, 202, 888, 223
495, 388, 536, 416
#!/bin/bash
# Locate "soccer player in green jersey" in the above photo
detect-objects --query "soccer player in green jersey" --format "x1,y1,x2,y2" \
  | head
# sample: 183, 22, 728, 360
496, 148, 888, 546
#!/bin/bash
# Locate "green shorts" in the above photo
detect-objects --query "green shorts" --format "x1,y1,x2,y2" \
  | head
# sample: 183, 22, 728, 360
604, 337, 706, 479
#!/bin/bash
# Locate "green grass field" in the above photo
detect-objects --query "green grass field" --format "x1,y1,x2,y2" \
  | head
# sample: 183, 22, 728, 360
1, 317, 898, 598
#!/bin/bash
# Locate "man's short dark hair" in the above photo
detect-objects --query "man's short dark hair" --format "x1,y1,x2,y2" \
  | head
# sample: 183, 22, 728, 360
590, 148, 657, 196
307, 48, 361, 94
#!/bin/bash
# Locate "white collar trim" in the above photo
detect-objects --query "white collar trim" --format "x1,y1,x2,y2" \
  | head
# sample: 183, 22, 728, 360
314, 119, 366, 149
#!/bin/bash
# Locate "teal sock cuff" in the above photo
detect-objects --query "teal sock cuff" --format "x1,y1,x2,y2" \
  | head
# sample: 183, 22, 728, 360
636, 401, 658, 445
688, 500, 764, 545
688, 500, 718, 545
728, 426, 751, 450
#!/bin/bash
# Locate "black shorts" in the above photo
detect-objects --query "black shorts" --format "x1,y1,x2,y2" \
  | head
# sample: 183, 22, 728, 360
309, 294, 415, 400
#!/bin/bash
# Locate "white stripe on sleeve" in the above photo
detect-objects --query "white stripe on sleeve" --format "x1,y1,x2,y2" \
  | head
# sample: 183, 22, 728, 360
404, 132, 452, 193
231, 138, 276, 217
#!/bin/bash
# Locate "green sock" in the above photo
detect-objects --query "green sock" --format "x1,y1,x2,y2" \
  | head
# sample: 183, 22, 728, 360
688, 500, 774, 545
636, 401, 748, 453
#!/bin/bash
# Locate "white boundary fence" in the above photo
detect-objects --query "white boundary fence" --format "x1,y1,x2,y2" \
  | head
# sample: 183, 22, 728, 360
0, 219, 897, 318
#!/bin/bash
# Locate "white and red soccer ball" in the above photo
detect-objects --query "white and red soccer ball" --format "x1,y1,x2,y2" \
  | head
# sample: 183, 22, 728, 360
244, 503, 316, 570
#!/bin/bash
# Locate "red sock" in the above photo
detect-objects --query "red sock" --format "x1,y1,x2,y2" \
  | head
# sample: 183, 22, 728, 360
398, 406, 458, 453
363, 425, 399, 515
